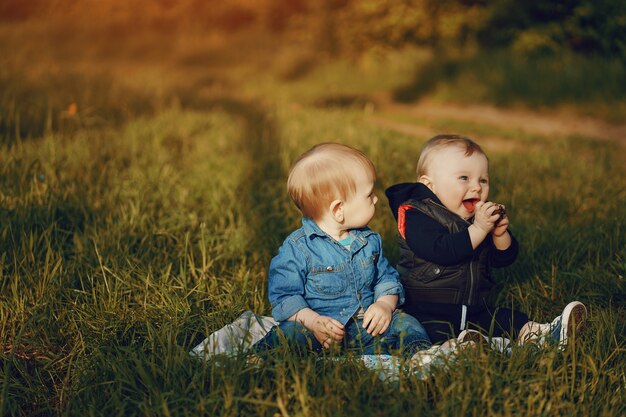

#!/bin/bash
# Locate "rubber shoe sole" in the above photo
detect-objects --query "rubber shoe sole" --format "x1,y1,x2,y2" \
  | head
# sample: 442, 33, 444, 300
457, 329, 490, 349
559, 301, 587, 348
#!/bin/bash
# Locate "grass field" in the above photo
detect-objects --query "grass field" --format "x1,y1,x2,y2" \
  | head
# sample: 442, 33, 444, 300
1, 19, 625, 416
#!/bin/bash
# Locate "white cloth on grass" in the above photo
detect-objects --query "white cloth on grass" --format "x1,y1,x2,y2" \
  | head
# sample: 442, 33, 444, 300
189, 310, 464, 382
190, 310, 278, 360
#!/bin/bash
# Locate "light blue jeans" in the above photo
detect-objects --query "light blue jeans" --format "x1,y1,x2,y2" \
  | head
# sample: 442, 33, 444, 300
252, 310, 431, 358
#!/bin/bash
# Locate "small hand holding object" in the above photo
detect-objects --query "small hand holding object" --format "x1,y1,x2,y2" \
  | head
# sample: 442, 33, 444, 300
473, 201, 500, 233
311, 315, 344, 349
362, 301, 393, 336
492, 204, 506, 225
491, 204, 509, 237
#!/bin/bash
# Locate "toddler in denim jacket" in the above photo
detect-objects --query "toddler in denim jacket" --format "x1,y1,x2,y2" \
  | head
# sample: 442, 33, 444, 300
253, 143, 430, 357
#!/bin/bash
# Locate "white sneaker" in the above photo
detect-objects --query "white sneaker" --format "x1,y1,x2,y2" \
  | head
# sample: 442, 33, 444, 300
411, 345, 446, 366
489, 337, 512, 355
528, 301, 587, 349
555, 301, 587, 348
457, 329, 490, 349
519, 301, 587, 350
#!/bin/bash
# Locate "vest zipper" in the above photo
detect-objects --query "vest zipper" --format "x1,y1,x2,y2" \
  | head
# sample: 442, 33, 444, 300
468, 260, 475, 305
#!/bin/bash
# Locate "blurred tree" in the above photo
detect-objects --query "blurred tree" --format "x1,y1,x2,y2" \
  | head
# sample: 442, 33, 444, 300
334, 0, 487, 53
477, 0, 626, 57
2, 0, 622, 58
282, 0, 626, 58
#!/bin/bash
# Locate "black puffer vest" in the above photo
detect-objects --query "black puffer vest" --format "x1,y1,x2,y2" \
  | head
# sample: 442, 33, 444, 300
397, 198, 494, 306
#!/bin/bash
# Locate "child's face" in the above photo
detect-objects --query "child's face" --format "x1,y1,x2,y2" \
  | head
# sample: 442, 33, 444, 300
421, 145, 490, 220
341, 169, 378, 229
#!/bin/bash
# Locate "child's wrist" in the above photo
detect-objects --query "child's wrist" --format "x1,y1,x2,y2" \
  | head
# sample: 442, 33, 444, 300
302, 312, 321, 329
292, 308, 321, 329
472, 222, 492, 234
492, 231, 512, 249
375, 299, 395, 313
493, 229, 508, 238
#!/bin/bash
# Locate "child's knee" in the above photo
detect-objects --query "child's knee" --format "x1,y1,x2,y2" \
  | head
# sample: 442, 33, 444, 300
381, 312, 430, 349
277, 321, 322, 351
391, 311, 429, 335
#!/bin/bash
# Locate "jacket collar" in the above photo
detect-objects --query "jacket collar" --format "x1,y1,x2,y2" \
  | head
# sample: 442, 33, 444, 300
385, 182, 444, 219
301, 217, 374, 240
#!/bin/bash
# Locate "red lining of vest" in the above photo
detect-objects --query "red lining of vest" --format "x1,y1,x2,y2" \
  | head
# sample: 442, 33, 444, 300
397, 204, 414, 240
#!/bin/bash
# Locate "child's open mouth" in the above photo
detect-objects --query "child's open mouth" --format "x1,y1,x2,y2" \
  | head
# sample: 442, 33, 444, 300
462, 198, 480, 212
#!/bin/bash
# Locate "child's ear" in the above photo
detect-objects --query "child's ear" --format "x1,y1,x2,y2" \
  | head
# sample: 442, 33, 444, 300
419, 175, 435, 192
329, 199, 344, 222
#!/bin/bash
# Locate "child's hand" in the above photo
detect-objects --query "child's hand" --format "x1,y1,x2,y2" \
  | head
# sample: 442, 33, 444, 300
473, 201, 502, 233
490, 205, 512, 250
492, 211, 509, 237
362, 301, 394, 336
310, 315, 345, 348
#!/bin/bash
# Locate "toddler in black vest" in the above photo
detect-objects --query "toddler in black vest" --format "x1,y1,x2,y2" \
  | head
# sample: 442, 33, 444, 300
386, 134, 586, 349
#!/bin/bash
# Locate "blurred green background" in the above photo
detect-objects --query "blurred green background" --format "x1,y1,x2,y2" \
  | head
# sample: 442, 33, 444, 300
2, 0, 626, 143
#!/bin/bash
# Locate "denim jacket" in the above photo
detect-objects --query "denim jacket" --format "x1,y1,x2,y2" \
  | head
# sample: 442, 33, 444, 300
268, 217, 405, 325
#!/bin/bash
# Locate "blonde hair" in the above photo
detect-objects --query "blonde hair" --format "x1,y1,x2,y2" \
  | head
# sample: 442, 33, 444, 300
416, 134, 487, 177
288, 143, 376, 220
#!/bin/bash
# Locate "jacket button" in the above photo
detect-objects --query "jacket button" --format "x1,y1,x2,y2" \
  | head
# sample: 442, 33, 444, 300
434, 267, 441, 274
326, 266, 333, 272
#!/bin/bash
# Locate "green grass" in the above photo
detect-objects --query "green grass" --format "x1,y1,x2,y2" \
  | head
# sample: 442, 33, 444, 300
392, 50, 626, 123
1, 22, 625, 417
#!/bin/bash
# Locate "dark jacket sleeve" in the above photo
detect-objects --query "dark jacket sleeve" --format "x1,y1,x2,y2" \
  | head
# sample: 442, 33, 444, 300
404, 209, 475, 266
488, 231, 519, 267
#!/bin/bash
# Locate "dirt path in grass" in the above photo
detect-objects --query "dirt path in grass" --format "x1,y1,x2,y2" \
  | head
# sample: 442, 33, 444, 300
368, 93, 626, 149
